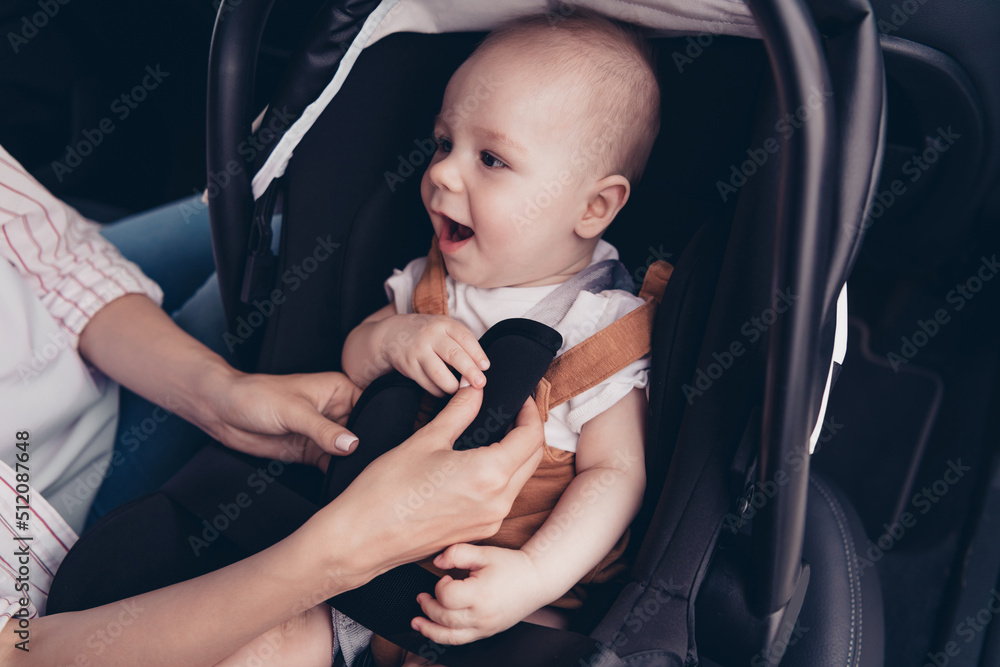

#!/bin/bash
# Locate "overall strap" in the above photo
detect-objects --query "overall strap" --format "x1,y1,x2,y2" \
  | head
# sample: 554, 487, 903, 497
412, 236, 449, 315
535, 261, 673, 421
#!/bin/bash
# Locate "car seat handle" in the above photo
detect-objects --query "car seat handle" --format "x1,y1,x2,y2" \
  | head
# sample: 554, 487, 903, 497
207, 0, 277, 366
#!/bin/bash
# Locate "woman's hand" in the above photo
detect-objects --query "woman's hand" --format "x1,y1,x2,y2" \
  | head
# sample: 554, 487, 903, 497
78, 294, 363, 471
306, 387, 545, 589
196, 368, 363, 471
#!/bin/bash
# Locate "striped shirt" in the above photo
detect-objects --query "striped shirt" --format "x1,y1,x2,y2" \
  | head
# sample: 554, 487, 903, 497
0, 144, 163, 631
0, 145, 162, 347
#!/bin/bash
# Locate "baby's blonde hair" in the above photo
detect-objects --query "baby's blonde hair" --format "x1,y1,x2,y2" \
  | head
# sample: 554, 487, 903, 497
474, 8, 661, 183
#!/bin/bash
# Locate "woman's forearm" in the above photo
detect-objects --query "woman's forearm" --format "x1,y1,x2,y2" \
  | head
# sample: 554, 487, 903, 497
76, 293, 361, 464
0, 513, 356, 667
78, 293, 234, 435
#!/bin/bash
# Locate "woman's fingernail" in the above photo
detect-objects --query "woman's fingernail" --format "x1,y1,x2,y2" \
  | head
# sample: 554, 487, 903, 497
459, 378, 471, 389
335, 434, 358, 452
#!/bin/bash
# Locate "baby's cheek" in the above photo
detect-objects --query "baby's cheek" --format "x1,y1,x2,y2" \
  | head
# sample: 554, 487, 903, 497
419, 172, 433, 205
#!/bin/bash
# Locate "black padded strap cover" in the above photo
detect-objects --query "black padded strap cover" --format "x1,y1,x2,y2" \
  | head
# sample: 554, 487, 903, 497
321, 318, 562, 643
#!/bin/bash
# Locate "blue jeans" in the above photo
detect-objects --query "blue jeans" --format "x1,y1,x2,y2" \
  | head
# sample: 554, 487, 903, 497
86, 195, 234, 526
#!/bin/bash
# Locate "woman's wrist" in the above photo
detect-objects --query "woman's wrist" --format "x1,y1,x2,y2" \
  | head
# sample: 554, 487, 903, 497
180, 354, 244, 439
292, 499, 385, 597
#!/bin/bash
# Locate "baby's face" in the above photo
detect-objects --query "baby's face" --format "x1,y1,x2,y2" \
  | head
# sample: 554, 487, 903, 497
420, 49, 600, 289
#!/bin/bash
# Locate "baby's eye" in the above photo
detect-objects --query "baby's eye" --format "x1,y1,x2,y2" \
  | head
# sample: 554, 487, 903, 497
480, 152, 508, 169
435, 137, 453, 153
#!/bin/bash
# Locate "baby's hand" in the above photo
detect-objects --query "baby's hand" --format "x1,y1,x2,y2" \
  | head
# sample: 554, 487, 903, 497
411, 543, 545, 645
378, 314, 489, 396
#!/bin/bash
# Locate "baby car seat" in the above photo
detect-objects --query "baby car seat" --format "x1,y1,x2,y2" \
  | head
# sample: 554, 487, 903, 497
202, 0, 887, 665
49, 1, 887, 665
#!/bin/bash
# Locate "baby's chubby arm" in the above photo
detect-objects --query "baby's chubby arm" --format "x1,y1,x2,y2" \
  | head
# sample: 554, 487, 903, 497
411, 388, 647, 645
341, 303, 490, 396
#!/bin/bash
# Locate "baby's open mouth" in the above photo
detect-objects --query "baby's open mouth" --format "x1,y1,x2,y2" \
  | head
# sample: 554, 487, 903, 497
443, 216, 475, 242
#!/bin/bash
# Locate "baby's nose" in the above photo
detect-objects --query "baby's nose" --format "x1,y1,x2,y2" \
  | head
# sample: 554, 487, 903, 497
428, 153, 464, 193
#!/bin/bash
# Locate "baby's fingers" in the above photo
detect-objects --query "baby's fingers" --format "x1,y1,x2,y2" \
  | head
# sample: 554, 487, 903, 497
433, 572, 480, 610
418, 354, 461, 395
412, 599, 481, 646
400, 361, 448, 398
411, 617, 479, 646
447, 325, 489, 383
416, 591, 474, 629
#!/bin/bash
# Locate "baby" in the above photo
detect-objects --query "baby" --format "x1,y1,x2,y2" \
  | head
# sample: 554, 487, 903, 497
338, 9, 661, 667
212, 9, 660, 667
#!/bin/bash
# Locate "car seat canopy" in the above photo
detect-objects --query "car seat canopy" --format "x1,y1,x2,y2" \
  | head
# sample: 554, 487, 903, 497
250, 0, 766, 200
363, 0, 762, 42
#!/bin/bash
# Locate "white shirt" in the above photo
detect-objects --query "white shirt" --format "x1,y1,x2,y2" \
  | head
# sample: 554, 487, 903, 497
0, 145, 163, 630
385, 240, 650, 453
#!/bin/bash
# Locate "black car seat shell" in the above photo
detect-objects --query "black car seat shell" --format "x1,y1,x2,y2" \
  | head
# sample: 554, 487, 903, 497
204, 1, 888, 664
866, 0, 1000, 271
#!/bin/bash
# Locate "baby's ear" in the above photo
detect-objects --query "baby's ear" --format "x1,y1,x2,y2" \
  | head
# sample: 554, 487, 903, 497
576, 175, 630, 239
